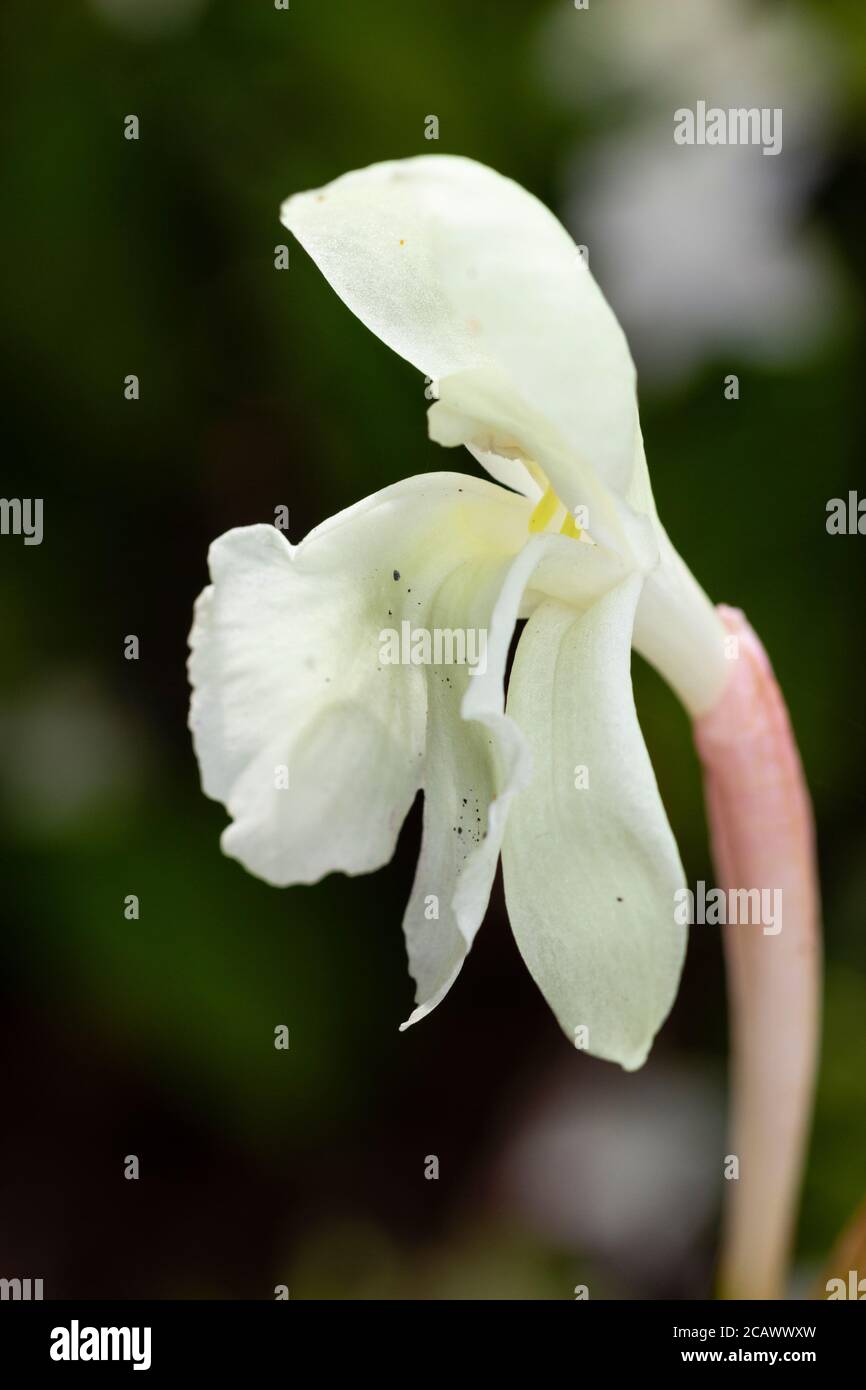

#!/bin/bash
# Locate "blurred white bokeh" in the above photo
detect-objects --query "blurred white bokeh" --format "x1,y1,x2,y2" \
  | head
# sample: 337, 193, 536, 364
0, 674, 145, 831
497, 1060, 724, 1288
537, 0, 847, 380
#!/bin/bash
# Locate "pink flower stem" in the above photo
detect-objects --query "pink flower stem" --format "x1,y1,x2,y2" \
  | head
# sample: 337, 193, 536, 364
693, 607, 821, 1300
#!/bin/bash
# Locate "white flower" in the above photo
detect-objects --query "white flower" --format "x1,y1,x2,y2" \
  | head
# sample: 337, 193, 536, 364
188, 157, 729, 1070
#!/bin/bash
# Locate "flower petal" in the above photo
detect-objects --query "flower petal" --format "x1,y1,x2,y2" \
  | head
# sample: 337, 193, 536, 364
397, 551, 530, 1027
188, 473, 531, 888
281, 156, 640, 499
501, 575, 687, 1069
398, 532, 594, 1028
464, 442, 543, 505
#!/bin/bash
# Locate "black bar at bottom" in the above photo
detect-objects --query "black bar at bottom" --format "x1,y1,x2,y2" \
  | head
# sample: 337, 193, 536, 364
0, 1298, 857, 1376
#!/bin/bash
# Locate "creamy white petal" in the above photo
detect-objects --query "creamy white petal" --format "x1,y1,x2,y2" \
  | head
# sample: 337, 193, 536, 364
501, 576, 687, 1070
464, 442, 543, 505
188, 473, 531, 888
402, 532, 644, 1027
398, 551, 530, 1028
281, 156, 640, 500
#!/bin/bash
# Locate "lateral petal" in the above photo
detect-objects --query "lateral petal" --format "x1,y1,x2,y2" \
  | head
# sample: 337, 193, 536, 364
501, 578, 687, 1069
188, 474, 531, 887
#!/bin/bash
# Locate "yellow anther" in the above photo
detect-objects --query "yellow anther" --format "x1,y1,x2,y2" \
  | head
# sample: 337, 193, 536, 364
528, 483, 559, 533
560, 511, 582, 539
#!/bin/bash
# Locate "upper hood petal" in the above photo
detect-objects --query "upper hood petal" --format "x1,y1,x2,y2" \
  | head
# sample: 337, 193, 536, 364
281, 156, 640, 500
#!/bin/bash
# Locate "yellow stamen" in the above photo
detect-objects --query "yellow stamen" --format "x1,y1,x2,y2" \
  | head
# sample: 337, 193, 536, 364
528, 483, 559, 533
560, 511, 582, 540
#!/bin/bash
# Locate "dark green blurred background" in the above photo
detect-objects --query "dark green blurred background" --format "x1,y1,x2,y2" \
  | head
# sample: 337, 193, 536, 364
1, 0, 865, 1298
